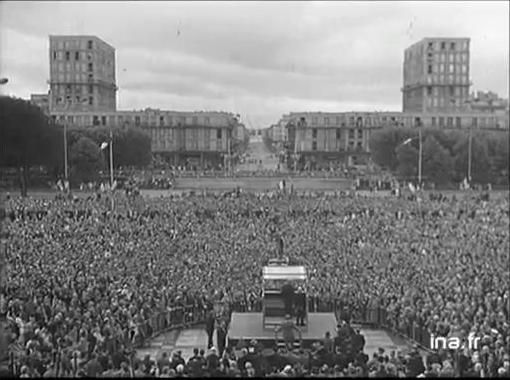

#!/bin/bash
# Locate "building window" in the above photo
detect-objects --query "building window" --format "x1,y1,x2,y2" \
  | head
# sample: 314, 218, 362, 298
427, 86, 432, 96
93, 115, 100, 126
449, 86, 455, 96
428, 42, 433, 50
449, 64, 454, 73
312, 141, 317, 151
88, 63, 93, 72
357, 129, 363, 139
88, 74, 93, 81
217, 129, 222, 139
439, 117, 444, 127
336, 116, 341, 125
88, 40, 93, 49
53, 51, 57, 60
348, 129, 354, 139
472, 117, 478, 127
66, 85, 71, 93
336, 129, 341, 139
192, 116, 198, 125
101, 116, 106, 126
441, 41, 446, 50
450, 42, 456, 50
160, 116, 165, 126
312, 128, 317, 138
311, 117, 318, 125
357, 142, 363, 149
431, 117, 436, 127
204, 117, 210, 125
447, 117, 453, 127
455, 117, 461, 128
75, 96, 80, 103
324, 117, 329, 125
75, 52, 79, 61
68, 116, 74, 123
88, 85, 93, 94
65, 51, 70, 61
135, 116, 141, 126
428, 65, 432, 74
415, 117, 422, 127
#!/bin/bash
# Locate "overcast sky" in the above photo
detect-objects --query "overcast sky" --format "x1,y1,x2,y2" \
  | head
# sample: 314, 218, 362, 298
1, 1, 508, 128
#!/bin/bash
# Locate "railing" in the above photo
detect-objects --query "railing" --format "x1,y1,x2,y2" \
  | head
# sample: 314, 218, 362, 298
228, 297, 432, 352
6, 297, 436, 377
132, 305, 207, 350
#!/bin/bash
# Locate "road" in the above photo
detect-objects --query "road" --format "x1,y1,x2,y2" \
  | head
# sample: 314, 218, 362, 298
236, 135, 283, 172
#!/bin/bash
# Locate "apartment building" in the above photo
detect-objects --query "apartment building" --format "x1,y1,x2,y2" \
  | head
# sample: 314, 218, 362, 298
48, 35, 117, 112
403, 37, 471, 113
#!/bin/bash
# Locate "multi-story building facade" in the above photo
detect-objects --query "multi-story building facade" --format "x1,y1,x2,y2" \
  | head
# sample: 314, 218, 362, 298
283, 110, 509, 168
29, 35, 242, 169
403, 38, 471, 113
48, 107, 237, 167
48, 35, 117, 113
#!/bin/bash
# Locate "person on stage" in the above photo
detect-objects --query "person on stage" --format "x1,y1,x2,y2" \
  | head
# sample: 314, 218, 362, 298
281, 281, 295, 317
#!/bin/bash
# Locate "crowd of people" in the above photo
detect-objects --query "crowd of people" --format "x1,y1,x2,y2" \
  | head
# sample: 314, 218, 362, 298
1, 187, 509, 377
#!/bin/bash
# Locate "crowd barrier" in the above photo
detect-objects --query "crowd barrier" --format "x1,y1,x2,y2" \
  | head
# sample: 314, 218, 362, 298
6, 297, 435, 377
227, 296, 432, 352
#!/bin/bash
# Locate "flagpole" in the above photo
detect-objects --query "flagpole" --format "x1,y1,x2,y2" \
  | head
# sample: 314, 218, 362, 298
418, 127, 422, 187
109, 127, 114, 189
64, 122, 68, 185
467, 126, 472, 183
109, 127, 114, 210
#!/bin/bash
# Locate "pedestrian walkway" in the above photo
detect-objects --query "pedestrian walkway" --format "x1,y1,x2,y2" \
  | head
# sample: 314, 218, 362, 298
359, 327, 401, 358
135, 327, 209, 362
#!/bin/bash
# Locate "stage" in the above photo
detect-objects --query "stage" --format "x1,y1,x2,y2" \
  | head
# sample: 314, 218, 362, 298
227, 312, 337, 349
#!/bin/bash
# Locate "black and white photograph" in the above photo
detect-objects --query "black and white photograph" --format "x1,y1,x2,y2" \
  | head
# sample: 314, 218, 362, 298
0, 0, 509, 378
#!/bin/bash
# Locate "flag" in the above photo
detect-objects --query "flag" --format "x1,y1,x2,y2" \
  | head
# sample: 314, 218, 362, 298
402, 138, 413, 146
100, 142, 109, 150
111, 180, 117, 191
408, 182, 416, 193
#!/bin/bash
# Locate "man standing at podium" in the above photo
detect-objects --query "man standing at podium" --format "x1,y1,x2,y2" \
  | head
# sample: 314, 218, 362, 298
281, 281, 295, 316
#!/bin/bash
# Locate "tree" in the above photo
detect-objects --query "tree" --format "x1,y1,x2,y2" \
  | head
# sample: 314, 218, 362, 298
452, 132, 491, 184
0, 96, 63, 196
395, 143, 419, 180
369, 128, 413, 171
69, 136, 103, 184
422, 134, 454, 185
67, 126, 152, 168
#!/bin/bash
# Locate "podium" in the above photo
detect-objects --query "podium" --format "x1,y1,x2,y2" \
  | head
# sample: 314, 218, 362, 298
262, 265, 307, 330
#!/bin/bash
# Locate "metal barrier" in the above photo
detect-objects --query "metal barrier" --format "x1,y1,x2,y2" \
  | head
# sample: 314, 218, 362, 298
132, 304, 210, 350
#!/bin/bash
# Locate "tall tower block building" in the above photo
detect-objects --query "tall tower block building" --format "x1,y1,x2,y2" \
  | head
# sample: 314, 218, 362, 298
48, 35, 117, 112
402, 37, 471, 113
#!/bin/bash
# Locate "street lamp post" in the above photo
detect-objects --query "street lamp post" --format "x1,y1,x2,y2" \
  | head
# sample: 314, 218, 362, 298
399, 133, 422, 188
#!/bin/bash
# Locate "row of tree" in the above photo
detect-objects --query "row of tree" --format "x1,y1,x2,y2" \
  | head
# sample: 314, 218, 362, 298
369, 127, 509, 186
0, 96, 152, 195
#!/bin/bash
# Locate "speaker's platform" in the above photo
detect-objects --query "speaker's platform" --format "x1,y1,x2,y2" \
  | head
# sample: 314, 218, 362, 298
227, 312, 337, 349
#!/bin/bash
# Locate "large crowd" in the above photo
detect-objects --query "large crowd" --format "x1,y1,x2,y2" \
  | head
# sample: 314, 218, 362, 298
1, 187, 509, 377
